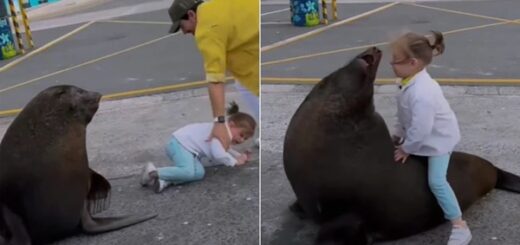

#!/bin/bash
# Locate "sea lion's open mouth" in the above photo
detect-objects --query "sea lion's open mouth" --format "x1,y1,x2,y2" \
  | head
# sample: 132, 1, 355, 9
359, 47, 382, 67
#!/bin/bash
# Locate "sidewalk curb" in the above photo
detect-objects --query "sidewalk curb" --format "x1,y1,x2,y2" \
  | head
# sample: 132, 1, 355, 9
261, 84, 520, 97
0, 81, 234, 118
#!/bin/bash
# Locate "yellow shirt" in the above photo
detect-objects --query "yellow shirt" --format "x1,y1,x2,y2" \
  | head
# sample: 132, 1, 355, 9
195, 0, 259, 96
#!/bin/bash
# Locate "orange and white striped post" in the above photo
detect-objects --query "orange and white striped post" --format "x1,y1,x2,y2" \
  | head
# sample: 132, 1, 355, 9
17, 0, 33, 48
6, 0, 24, 54
332, 0, 337, 20
321, 0, 328, 25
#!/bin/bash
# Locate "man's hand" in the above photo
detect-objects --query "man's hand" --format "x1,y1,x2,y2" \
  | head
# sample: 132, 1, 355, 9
394, 146, 409, 164
209, 123, 231, 150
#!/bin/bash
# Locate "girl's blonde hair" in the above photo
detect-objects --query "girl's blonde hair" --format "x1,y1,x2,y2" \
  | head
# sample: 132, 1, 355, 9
391, 30, 445, 65
227, 102, 256, 136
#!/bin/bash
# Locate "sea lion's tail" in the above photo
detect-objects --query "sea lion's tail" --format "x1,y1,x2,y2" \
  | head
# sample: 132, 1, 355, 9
496, 168, 520, 193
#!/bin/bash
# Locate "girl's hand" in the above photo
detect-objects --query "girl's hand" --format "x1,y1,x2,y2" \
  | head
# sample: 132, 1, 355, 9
392, 135, 403, 146
394, 146, 409, 164
236, 153, 249, 166
244, 150, 252, 160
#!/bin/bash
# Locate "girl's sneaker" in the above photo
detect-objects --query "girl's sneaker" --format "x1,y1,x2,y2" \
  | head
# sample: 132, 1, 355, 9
153, 179, 171, 193
448, 226, 472, 245
140, 162, 157, 187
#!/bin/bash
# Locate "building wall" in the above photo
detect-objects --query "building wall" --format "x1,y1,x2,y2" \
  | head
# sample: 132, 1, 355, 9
2, 0, 61, 11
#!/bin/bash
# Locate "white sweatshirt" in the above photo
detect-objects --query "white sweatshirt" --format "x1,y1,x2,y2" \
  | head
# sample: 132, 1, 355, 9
173, 122, 241, 167
394, 69, 461, 156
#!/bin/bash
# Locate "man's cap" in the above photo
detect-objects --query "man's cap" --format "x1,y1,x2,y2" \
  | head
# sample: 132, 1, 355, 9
168, 0, 203, 33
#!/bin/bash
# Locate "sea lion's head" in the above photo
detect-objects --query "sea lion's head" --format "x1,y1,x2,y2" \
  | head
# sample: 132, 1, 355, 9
327, 46, 381, 95
27, 85, 102, 125
314, 47, 381, 117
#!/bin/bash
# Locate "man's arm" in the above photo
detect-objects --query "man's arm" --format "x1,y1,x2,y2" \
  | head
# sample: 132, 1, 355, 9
194, 9, 230, 149
208, 83, 225, 117
208, 83, 230, 149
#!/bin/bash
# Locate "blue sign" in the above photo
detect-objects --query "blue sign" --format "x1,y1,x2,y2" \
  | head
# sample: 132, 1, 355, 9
0, 17, 16, 60
1, 0, 7, 17
290, 0, 320, 27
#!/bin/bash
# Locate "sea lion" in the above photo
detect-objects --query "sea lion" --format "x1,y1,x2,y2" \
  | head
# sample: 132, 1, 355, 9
0, 85, 156, 244
283, 47, 520, 244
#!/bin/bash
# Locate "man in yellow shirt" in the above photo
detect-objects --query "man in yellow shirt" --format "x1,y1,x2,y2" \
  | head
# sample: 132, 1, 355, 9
168, 0, 259, 149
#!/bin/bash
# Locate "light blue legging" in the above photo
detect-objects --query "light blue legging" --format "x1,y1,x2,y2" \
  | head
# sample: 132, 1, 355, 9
157, 137, 205, 185
428, 153, 462, 221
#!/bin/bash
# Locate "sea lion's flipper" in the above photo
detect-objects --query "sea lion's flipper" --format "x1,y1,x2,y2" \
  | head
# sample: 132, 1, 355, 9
496, 168, 520, 193
0, 205, 31, 245
80, 204, 157, 234
87, 169, 112, 215
289, 200, 307, 220
315, 213, 371, 245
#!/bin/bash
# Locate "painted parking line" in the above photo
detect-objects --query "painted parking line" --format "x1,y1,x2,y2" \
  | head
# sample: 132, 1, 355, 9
101, 80, 209, 100
0, 79, 234, 117
0, 33, 178, 94
0, 21, 95, 73
262, 77, 520, 86
261, 7, 290, 16
408, 3, 520, 24
262, 41, 388, 66
261, 2, 398, 52
262, 18, 519, 67
262, 21, 292, 25
98, 20, 171, 25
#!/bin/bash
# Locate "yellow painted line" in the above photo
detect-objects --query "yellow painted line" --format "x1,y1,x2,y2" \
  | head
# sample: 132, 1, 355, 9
262, 77, 394, 84
262, 21, 292, 25
261, 7, 290, 16
102, 78, 234, 100
442, 20, 514, 35
262, 19, 517, 67
98, 20, 171, 25
101, 81, 207, 100
0, 21, 95, 73
0, 33, 178, 94
0, 78, 234, 117
0, 109, 22, 117
261, 2, 398, 53
433, 78, 520, 85
262, 77, 520, 86
407, 3, 518, 23
262, 41, 389, 66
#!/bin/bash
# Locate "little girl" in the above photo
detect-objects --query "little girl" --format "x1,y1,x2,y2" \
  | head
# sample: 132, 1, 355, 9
390, 31, 471, 245
140, 102, 256, 193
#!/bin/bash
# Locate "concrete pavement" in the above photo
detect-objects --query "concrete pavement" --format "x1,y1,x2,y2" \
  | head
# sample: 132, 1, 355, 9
261, 84, 520, 245
0, 87, 259, 245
